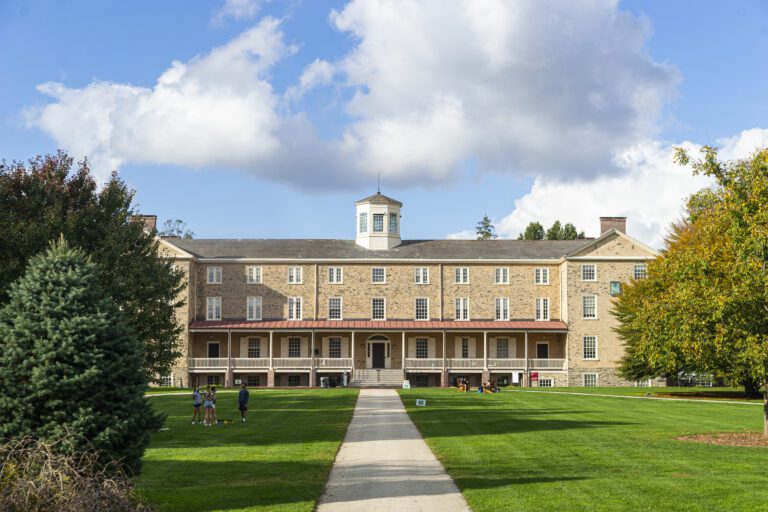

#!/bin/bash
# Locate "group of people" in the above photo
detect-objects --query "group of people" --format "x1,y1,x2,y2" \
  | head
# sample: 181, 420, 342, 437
456, 377, 500, 394
191, 383, 250, 426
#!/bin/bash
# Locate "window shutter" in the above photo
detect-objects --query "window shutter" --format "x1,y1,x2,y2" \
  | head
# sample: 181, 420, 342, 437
281, 337, 288, 358
302, 337, 309, 358
321, 337, 329, 358
408, 338, 416, 358
341, 338, 349, 358
240, 337, 248, 358
428, 338, 436, 358
489, 338, 497, 358
469, 338, 477, 358
510, 338, 517, 358
454, 337, 462, 358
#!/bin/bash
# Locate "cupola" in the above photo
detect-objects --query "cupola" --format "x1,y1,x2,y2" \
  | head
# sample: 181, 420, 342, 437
355, 192, 402, 250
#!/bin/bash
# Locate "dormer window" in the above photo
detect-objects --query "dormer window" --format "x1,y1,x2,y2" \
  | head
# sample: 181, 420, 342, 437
373, 214, 384, 232
359, 213, 368, 233
389, 213, 398, 233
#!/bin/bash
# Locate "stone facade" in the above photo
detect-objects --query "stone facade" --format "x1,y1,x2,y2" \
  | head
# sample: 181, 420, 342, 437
157, 202, 658, 388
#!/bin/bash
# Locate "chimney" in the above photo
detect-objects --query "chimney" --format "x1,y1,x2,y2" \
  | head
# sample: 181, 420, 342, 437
131, 215, 157, 232
600, 216, 626, 234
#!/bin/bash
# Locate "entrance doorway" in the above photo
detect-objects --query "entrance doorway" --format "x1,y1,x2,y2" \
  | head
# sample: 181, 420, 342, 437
372, 343, 386, 368
536, 342, 549, 359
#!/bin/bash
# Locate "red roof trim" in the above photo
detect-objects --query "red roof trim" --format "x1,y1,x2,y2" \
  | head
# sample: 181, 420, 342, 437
189, 320, 568, 330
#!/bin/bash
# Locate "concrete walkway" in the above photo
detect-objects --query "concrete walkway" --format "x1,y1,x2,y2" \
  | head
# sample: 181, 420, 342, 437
317, 388, 471, 512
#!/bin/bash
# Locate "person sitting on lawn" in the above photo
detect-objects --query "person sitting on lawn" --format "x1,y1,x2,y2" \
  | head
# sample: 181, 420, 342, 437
238, 382, 250, 422
203, 385, 214, 427
192, 387, 202, 424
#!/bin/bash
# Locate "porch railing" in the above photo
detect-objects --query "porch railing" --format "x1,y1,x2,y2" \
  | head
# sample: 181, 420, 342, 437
273, 358, 313, 368
188, 358, 228, 369
232, 358, 270, 368
529, 358, 566, 370
404, 358, 444, 369
487, 358, 526, 369
316, 358, 353, 368
446, 358, 485, 369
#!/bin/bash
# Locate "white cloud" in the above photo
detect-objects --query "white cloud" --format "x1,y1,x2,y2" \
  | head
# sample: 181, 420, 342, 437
28, 18, 295, 182
446, 229, 477, 240
212, 0, 260, 24
330, 0, 680, 181
285, 59, 335, 102
493, 128, 768, 247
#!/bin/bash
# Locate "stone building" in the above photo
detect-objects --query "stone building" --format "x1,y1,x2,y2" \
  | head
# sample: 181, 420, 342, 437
154, 192, 658, 388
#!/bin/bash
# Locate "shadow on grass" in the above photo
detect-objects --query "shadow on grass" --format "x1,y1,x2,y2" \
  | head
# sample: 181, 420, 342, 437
137, 460, 332, 512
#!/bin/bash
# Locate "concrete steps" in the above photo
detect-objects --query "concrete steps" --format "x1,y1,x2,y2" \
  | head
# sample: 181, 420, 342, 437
350, 368, 404, 387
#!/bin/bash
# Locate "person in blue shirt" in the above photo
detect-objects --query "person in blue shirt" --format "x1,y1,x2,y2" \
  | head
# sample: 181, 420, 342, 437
238, 383, 250, 422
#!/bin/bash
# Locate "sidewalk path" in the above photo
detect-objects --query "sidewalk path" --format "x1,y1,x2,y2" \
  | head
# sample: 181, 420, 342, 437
317, 388, 471, 512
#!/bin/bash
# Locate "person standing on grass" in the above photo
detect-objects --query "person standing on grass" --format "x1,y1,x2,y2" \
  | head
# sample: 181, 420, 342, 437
192, 387, 203, 424
203, 385, 214, 426
238, 382, 250, 422
211, 385, 218, 425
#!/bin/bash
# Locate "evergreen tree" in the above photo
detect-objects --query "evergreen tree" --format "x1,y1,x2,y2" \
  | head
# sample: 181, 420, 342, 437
0, 152, 185, 382
546, 221, 563, 240
476, 215, 497, 240
561, 222, 585, 240
0, 239, 163, 474
517, 221, 545, 240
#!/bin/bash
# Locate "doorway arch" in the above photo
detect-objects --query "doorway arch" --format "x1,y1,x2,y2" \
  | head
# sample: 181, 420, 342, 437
366, 334, 391, 369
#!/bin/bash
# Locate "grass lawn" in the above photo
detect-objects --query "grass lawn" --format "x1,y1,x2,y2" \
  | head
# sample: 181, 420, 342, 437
135, 389, 358, 512
400, 387, 768, 512
520, 386, 763, 402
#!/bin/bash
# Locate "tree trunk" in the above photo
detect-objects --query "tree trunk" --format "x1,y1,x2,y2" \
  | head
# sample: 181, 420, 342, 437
764, 382, 768, 437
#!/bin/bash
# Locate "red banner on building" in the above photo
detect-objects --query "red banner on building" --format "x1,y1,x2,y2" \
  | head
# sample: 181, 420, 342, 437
530, 372, 539, 381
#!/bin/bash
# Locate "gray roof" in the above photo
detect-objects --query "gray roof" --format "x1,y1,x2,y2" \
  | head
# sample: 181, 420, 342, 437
355, 192, 403, 206
167, 238, 591, 260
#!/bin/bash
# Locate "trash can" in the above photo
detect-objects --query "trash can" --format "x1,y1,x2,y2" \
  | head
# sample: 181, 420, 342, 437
320, 376, 329, 388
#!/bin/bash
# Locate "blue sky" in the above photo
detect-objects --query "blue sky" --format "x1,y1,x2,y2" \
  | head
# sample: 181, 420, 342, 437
1, 0, 766, 245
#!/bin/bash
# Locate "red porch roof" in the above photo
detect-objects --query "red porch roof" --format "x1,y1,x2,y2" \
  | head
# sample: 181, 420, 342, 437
189, 320, 568, 331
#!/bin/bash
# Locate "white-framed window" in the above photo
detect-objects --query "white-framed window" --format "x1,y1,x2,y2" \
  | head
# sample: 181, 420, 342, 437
535, 297, 550, 321
372, 267, 386, 284
288, 297, 302, 320
328, 297, 342, 320
538, 378, 554, 388
534, 267, 549, 285
329, 337, 342, 358
495, 297, 509, 320
455, 297, 469, 321
583, 373, 598, 387
583, 336, 598, 360
246, 265, 262, 284
496, 338, 509, 358
372, 297, 386, 320
461, 338, 469, 358
248, 337, 261, 358
288, 266, 303, 284
246, 375, 260, 387
359, 212, 368, 233
634, 263, 648, 280
454, 267, 469, 284
581, 264, 597, 281
373, 213, 384, 232
328, 266, 343, 283
415, 298, 429, 320
582, 295, 597, 319
414, 267, 429, 284
206, 297, 222, 320
288, 337, 301, 358
288, 375, 301, 386
415, 338, 428, 359
207, 266, 222, 284
494, 267, 509, 284
389, 213, 398, 233
159, 375, 172, 387
246, 296, 262, 321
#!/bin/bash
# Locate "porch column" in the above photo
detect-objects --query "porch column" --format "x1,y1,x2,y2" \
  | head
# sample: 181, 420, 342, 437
226, 329, 233, 387
441, 330, 448, 387
267, 330, 275, 388
309, 330, 316, 388
402, 332, 406, 371
351, 330, 356, 370
524, 330, 529, 387
482, 331, 490, 384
